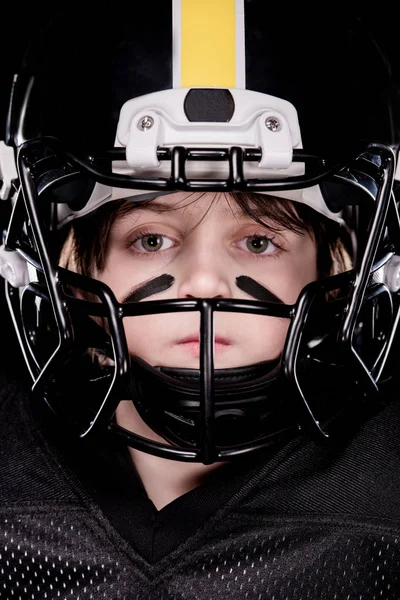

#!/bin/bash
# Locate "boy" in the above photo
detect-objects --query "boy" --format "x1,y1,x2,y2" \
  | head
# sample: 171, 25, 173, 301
1, 3, 400, 598
58, 189, 350, 509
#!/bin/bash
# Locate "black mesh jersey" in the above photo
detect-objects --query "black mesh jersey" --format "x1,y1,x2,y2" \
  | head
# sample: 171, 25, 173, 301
2, 373, 400, 599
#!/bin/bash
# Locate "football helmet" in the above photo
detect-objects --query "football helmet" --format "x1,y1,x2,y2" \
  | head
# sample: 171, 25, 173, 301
1, 3, 400, 463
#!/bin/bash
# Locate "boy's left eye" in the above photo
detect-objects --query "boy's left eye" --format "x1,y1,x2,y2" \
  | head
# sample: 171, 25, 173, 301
238, 235, 278, 255
132, 234, 174, 253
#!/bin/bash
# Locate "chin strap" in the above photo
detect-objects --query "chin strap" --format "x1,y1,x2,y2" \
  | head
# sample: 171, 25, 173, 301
126, 355, 298, 448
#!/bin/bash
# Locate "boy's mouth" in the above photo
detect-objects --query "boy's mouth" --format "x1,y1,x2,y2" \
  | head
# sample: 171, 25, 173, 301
177, 335, 232, 357
178, 334, 232, 345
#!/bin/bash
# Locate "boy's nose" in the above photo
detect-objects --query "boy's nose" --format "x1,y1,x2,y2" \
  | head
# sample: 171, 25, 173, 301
177, 266, 231, 299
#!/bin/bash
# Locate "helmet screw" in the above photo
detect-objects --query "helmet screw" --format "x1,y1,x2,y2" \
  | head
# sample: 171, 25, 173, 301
138, 116, 154, 131
265, 116, 282, 132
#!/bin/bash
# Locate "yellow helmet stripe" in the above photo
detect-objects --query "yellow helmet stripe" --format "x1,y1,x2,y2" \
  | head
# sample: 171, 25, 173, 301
173, 0, 245, 89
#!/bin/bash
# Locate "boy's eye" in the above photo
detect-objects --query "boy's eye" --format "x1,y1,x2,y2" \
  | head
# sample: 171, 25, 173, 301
133, 234, 174, 253
239, 235, 277, 255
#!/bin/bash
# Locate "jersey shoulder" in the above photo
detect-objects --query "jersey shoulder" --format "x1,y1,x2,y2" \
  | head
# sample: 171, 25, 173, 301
0, 374, 78, 503
239, 398, 400, 519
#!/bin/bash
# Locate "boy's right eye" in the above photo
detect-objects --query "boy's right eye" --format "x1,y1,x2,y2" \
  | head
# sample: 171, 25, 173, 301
132, 233, 175, 253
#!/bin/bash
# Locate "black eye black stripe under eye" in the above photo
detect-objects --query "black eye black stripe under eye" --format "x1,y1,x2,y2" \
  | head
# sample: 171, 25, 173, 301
122, 274, 175, 303
236, 276, 283, 303
121, 274, 283, 303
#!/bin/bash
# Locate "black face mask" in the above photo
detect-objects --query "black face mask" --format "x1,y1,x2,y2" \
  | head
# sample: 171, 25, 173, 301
119, 273, 292, 462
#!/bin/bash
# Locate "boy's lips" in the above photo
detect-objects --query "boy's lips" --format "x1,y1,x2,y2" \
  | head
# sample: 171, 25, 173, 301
177, 335, 232, 345
176, 334, 232, 357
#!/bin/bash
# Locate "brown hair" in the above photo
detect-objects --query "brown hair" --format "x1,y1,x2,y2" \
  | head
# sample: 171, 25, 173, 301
59, 192, 352, 279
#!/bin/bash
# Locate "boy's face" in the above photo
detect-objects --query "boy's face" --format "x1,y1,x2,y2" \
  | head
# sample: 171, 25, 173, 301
96, 192, 318, 369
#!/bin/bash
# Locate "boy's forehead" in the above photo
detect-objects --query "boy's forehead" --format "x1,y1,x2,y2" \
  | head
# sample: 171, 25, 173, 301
124, 192, 282, 218
123, 191, 250, 219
